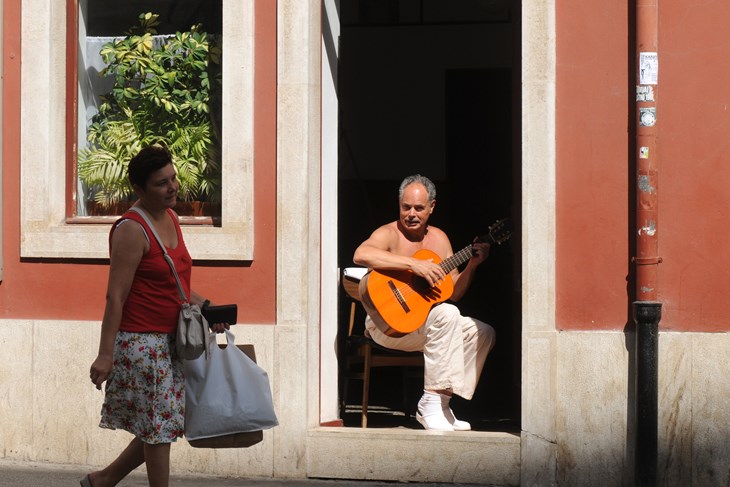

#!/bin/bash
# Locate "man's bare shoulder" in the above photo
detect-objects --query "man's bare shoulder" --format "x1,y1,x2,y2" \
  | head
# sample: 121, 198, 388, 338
370, 221, 400, 238
422, 225, 452, 256
425, 225, 449, 241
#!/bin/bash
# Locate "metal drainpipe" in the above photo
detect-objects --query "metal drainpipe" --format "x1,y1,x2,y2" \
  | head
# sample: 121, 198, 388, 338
634, 1, 662, 486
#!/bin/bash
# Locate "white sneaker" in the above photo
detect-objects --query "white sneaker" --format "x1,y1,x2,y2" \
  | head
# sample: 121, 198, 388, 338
415, 411, 454, 431
440, 393, 471, 431
442, 406, 471, 431
416, 392, 454, 431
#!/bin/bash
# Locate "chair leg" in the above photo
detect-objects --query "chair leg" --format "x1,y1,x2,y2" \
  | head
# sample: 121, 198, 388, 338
361, 343, 372, 428
341, 358, 350, 419
401, 367, 409, 417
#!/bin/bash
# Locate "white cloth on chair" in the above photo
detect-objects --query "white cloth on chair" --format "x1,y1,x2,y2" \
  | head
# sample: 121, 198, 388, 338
365, 302, 495, 400
342, 267, 368, 302
343, 267, 367, 281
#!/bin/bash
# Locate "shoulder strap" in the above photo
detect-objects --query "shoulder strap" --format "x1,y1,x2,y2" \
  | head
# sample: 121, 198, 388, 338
129, 207, 188, 304
113, 218, 150, 244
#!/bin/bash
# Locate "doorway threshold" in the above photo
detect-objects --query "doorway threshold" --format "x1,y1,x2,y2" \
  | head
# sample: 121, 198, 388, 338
307, 426, 520, 485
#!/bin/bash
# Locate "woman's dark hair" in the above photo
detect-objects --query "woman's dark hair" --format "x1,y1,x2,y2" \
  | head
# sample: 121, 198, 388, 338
128, 144, 173, 189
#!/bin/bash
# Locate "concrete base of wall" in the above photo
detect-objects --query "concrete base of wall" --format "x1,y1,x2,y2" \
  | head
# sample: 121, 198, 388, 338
5, 319, 730, 485
0, 319, 520, 484
521, 329, 730, 486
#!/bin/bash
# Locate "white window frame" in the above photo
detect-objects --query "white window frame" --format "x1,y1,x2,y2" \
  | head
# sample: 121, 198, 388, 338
20, 0, 254, 260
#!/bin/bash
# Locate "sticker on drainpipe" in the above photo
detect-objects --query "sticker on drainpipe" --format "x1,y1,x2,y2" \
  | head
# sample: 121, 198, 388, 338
640, 107, 656, 127
640, 52, 658, 85
640, 147, 650, 159
636, 85, 655, 102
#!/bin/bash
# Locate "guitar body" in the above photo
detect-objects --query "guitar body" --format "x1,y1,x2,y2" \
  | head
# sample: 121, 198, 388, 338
359, 249, 454, 337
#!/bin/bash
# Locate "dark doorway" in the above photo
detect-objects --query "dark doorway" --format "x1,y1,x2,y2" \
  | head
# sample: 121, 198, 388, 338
337, 0, 520, 431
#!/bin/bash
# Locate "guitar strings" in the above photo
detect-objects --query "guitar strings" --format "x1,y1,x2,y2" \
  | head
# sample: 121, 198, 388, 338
387, 245, 474, 303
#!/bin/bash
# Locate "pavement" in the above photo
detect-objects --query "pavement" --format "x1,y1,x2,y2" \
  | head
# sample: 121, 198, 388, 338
0, 458, 486, 487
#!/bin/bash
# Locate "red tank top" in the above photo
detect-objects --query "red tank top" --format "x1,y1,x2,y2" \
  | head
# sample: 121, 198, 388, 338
109, 209, 192, 334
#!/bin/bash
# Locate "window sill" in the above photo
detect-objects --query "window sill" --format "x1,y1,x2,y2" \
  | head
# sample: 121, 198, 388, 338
20, 220, 251, 260
65, 216, 216, 226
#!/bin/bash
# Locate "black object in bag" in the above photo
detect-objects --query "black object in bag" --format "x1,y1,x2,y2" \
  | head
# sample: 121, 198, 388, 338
201, 301, 238, 325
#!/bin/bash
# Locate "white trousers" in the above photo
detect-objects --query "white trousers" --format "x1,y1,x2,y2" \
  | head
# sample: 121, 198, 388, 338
365, 303, 495, 400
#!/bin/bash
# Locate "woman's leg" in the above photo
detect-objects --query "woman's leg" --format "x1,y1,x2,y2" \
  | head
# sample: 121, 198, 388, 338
87, 437, 145, 486
143, 442, 171, 487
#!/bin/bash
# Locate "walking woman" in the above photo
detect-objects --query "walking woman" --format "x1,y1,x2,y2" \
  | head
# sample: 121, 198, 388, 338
84, 144, 228, 487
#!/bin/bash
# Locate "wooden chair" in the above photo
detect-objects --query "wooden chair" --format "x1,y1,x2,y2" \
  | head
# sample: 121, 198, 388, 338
341, 268, 424, 428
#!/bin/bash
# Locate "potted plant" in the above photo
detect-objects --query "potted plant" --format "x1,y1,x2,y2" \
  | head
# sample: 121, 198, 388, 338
77, 12, 222, 216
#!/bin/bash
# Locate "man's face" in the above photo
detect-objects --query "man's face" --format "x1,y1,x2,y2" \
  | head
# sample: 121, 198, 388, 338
399, 183, 434, 232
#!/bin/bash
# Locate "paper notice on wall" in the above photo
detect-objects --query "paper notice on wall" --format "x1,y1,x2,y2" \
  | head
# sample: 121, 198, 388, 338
640, 52, 658, 85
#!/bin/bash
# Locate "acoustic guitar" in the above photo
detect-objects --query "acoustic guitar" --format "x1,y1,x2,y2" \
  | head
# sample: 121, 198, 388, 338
359, 218, 512, 337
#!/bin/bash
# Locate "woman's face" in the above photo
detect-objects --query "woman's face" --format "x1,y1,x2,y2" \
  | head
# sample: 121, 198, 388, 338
139, 163, 179, 210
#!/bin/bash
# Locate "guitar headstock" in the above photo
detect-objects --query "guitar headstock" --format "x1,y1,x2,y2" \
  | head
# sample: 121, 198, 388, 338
483, 218, 512, 245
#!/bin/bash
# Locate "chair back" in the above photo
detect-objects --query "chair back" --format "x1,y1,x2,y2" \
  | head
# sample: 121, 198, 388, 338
342, 267, 367, 336
342, 267, 367, 302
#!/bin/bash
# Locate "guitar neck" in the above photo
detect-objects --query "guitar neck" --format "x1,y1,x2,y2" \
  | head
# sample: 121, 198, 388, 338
439, 245, 473, 274
436, 219, 510, 274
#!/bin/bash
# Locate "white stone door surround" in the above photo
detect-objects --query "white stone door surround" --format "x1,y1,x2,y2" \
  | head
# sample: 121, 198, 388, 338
317, 0, 559, 466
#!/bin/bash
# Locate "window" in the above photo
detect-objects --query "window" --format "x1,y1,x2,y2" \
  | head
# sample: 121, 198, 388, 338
72, 0, 222, 222
21, 0, 254, 260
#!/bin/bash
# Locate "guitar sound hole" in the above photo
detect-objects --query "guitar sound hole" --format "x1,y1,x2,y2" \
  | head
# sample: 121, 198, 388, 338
410, 276, 430, 292
411, 276, 443, 302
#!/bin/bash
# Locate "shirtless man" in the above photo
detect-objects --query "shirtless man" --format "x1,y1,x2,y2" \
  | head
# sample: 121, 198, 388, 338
353, 174, 496, 431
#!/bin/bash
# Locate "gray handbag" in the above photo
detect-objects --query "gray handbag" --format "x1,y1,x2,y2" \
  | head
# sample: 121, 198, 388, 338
129, 207, 209, 360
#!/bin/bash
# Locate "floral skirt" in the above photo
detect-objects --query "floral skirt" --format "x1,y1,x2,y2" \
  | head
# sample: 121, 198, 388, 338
99, 332, 185, 444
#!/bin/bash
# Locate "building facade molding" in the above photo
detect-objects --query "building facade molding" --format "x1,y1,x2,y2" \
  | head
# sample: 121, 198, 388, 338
19, 0, 255, 261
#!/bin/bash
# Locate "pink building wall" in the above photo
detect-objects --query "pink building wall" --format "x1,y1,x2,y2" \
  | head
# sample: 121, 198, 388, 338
556, 1, 730, 332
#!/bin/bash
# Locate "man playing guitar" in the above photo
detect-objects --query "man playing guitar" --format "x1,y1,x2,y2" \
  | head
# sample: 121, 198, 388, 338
353, 174, 496, 431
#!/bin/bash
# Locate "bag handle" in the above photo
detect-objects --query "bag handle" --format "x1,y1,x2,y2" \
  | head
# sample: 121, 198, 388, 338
129, 206, 188, 304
